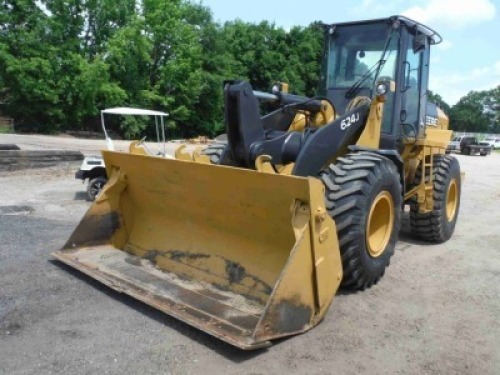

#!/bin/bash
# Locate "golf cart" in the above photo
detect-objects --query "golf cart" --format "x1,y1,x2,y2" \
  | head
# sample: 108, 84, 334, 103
76, 107, 169, 200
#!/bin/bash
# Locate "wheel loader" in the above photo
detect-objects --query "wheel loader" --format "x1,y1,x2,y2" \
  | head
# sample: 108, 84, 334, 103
53, 16, 461, 350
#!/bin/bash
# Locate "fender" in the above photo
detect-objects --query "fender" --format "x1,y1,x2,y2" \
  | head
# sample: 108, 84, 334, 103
349, 145, 405, 200
292, 104, 370, 176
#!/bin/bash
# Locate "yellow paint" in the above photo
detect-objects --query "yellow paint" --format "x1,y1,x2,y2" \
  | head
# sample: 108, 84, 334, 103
57, 151, 342, 341
174, 144, 192, 161
306, 179, 342, 314
366, 191, 394, 257
312, 100, 336, 127
287, 100, 335, 132
279, 82, 289, 93
446, 178, 458, 221
435, 107, 449, 130
416, 128, 452, 148
129, 141, 151, 156
255, 155, 277, 174
356, 95, 384, 148
192, 146, 211, 164
288, 113, 308, 132
275, 163, 295, 176
346, 96, 371, 112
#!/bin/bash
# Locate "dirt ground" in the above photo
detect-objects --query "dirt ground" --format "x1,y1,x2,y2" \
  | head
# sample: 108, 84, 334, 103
1, 135, 499, 375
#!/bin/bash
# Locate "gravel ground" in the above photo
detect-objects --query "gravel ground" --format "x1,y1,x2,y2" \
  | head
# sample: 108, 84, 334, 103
0, 135, 499, 375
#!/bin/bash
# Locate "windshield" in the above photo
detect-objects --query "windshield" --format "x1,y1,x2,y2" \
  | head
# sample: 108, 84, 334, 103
451, 137, 461, 141
325, 23, 398, 92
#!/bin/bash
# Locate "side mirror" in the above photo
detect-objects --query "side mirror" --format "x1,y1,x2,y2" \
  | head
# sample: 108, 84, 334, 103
413, 33, 427, 53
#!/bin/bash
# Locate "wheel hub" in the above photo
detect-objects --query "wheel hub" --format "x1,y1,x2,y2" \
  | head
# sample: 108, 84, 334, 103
446, 179, 458, 222
366, 191, 394, 258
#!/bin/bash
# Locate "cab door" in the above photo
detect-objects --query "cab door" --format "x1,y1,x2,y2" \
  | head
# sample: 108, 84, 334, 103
400, 32, 430, 138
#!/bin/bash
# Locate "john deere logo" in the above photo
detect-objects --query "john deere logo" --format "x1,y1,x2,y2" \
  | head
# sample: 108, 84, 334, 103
426, 116, 438, 126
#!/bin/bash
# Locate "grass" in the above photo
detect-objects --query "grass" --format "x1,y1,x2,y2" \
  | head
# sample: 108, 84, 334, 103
0, 126, 13, 134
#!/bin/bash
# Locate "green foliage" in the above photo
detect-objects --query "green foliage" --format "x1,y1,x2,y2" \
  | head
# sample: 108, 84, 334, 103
428, 90, 451, 114
1, 1, 494, 138
0, 1, 326, 137
0, 125, 12, 134
119, 115, 149, 139
219, 21, 323, 96
449, 87, 499, 133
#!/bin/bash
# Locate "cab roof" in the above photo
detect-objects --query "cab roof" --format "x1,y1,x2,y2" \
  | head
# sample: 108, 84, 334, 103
324, 15, 442, 45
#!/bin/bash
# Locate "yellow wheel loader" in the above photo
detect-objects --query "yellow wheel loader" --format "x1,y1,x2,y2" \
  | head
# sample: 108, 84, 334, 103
53, 16, 461, 350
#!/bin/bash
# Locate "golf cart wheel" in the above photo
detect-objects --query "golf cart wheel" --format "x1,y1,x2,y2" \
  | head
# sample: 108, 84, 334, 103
86, 177, 107, 201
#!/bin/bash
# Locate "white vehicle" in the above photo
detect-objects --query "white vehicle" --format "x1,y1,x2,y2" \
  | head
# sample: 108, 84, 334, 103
76, 107, 169, 200
482, 137, 500, 150
75, 155, 107, 201
447, 136, 465, 151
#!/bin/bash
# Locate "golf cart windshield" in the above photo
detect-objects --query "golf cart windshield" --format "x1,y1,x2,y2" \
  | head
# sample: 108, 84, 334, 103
100, 107, 169, 156
325, 22, 398, 95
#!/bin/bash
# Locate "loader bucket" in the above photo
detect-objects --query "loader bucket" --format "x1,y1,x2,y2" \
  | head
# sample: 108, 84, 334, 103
53, 151, 342, 349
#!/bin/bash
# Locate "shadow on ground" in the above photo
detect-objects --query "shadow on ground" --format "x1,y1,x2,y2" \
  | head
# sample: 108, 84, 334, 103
73, 191, 88, 201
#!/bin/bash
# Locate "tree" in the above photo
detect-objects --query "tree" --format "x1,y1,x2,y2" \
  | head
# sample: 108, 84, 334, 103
0, 0, 128, 132
0, 1, 327, 137
219, 21, 323, 96
449, 88, 499, 133
188, 6, 232, 136
428, 90, 451, 114
0, 1, 62, 131
481, 86, 500, 133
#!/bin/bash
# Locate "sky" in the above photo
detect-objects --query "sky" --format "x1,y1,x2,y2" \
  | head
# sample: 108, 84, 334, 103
200, 0, 500, 105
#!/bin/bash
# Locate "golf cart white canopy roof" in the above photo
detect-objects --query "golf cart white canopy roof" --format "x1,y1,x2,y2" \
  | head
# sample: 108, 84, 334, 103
100, 107, 169, 153
101, 107, 169, 117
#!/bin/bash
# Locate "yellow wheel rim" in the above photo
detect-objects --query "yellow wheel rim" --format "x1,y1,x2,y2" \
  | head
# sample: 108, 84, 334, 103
446, 179, 458, 222
366, 191, 394, 258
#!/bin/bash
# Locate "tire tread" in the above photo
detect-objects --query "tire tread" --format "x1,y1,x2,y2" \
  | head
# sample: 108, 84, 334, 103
321, 152, 402, 290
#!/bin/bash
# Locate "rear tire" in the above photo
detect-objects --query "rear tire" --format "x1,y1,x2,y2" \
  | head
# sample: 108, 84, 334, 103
87, 176, 107, 201
321, 152, 402, 290
201, 143, 239, 166
201, 143, 228, 164
410, 155, 461, 242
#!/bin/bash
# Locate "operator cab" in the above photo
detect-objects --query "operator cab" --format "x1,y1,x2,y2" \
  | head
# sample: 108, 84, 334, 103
320, 16, 442, 149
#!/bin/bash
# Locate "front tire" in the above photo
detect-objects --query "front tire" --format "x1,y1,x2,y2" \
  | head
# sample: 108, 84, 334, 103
410, 155, 461, 242
321, 152, 402, 290
201, 143, 227, 164
86, 176, 107, 201
201, 142, 239, 167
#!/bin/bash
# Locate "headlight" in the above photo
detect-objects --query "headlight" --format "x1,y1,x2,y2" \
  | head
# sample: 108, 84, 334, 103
376, 83, 387, 95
